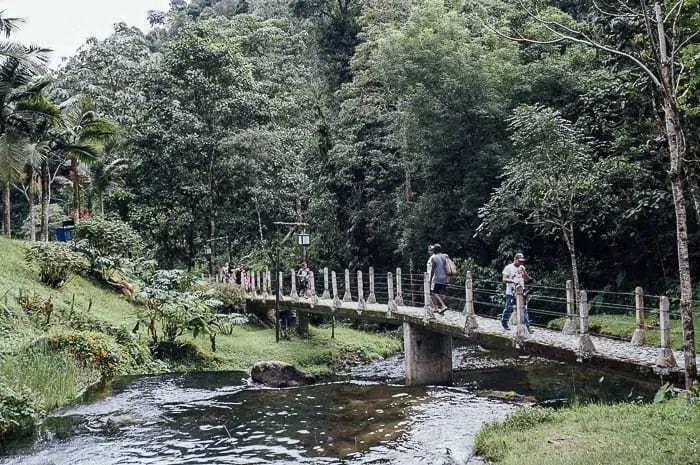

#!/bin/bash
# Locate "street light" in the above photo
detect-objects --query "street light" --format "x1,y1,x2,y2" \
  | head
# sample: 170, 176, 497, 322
273, 221, 308, 342
204, 245, 212, 278
298, 231, 310, 263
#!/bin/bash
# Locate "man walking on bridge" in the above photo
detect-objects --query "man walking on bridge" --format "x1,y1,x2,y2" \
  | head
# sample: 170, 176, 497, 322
501, 252, 529, 331
428, 243, 449, 314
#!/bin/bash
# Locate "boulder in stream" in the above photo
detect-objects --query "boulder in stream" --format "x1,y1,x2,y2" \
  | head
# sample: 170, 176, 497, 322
250, 361, 316, 388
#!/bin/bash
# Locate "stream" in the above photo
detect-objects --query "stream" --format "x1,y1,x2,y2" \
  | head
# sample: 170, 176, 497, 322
0, 343, 659, 465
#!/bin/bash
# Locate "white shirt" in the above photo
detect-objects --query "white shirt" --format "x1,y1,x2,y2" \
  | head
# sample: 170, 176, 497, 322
503, 263, 527, 296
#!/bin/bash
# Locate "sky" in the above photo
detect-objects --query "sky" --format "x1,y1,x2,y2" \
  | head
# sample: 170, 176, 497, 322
2, 0, 172, 67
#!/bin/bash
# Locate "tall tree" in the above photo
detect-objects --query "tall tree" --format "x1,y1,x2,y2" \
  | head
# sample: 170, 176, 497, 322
478, 104, 637, 304
0, 11, 49, 237
482, 0, 698, 391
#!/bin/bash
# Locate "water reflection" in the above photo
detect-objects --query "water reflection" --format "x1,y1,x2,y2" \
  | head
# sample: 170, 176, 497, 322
1, 343, 658, 465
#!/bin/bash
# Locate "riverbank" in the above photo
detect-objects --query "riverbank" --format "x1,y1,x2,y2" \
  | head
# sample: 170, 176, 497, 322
0, 236, 402, 443
474, 397, 700, 465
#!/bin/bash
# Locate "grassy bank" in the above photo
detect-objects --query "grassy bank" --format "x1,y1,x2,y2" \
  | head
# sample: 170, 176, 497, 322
547, 314, 700, 352
201, 324, 401, 375
0, 236, 402, 441
475, 399, 700, 465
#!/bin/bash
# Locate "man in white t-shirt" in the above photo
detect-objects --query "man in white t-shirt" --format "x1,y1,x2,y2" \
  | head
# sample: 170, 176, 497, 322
501, 252, 529, 330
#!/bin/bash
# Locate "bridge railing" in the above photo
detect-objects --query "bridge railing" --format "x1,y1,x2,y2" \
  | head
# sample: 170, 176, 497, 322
236, 267, 686, 360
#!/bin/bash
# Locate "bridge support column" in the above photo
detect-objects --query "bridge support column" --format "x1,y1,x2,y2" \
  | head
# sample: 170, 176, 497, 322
403, 322, 452, 386
297, 311, 310, 337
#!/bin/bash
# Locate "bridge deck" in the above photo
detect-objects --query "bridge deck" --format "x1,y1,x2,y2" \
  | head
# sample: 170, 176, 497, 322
248, 294, 697, 378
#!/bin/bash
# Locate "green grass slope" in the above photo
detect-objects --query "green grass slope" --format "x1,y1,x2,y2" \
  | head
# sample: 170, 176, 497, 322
0, 236, 138, 328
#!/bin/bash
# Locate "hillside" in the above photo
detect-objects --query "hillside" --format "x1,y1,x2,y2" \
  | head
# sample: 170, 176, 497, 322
0, 236, 138, 348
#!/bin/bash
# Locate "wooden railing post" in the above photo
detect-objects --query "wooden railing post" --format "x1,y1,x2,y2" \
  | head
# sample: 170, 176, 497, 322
290, 269, 298, 301
321, 267, 331, 299
562, 279, 576, 335
262, 269, 269, 298
655, 296, 677, 373
630, 286, 646, 345
387, 272, 397, 316
332, 270, 342, 308
423, 271, 432, 322
577, 290, 595, 360
463, 271, 478, 335
357, 270, 366, 313
513, 285, 529, 345
343, 269, 352, 302
308, 271, 318, 306
395, 267, 404, 306
367, 266, 377, 304
278, 271, 284, 299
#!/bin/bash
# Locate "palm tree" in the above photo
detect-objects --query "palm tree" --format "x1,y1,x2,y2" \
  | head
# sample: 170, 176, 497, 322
89, 151, 128, 216
0, 132, 32, 236
0, 10, 50, 237
52, 94, 117, 223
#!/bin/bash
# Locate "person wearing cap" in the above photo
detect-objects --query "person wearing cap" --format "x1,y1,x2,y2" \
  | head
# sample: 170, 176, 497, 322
501, 252, 530, 331
428, 243, 449, 314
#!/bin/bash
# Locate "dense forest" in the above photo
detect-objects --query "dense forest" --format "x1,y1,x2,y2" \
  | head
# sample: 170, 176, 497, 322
2, 0, 699, 297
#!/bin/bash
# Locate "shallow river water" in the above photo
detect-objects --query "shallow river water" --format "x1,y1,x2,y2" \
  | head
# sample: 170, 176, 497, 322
1, 343, 658, 465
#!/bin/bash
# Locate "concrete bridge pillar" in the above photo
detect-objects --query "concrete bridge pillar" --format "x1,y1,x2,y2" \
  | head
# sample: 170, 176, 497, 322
403, 322, 452, 386
297, 311, 310, 337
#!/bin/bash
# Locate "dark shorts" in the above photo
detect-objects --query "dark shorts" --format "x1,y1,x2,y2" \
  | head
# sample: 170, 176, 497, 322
431, 283, 446, 294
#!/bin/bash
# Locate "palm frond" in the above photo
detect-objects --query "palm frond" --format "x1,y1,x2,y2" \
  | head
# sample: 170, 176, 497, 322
0, 12, 25, 39
0, 42, 50, 79
0, 132, 33, 181
56, 142, 100, 163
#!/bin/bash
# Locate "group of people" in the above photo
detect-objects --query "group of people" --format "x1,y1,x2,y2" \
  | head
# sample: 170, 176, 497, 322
219, 262, 246, 286
427, 244, 531, 331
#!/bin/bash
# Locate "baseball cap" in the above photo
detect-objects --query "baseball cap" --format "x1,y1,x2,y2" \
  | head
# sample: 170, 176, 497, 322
514, 253, 526, 261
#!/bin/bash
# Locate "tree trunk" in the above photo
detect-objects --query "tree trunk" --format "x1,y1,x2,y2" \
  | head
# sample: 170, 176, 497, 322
2, 180, 10, 238
40, 159, 49, 241
561, 224, 580, 307
72, 159, 80, 224
655, 2, 696, 388
208, 148, 216, 278
26, 167, 36, 242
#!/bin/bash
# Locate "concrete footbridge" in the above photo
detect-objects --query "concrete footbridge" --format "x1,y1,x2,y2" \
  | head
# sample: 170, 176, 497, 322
236, 267, 696, 386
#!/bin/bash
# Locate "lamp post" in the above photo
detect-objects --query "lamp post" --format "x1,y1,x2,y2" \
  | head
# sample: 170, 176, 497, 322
273, 222, 309, 342
204, 245, 212, 278
298, 230, 310, 263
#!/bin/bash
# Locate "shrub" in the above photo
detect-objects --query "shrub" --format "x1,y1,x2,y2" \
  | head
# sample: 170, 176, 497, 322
148, 269, 197, 292
151, 340, 212, 364
194, 282, 246, 312
73, 217, 143, 259
0, 383, 38, 442
46, 331, 121, 378
25, 242, 87, 288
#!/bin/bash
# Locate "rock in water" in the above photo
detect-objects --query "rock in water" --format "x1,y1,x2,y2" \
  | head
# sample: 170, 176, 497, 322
250, 361, 316, 388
